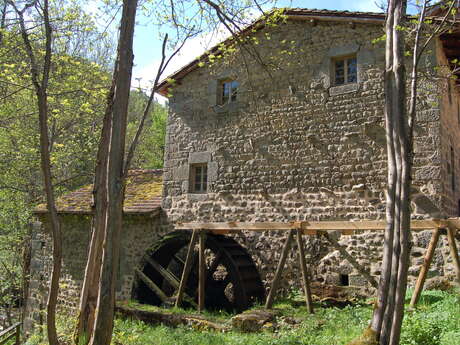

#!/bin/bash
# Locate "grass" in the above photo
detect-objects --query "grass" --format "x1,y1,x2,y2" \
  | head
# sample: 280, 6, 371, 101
24, 288, 460, 345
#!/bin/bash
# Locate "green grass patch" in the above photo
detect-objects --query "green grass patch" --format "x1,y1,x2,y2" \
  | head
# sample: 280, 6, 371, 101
24, 288, 460, 345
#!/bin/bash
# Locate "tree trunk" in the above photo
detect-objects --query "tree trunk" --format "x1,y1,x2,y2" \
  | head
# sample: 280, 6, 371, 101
370, 1, 412, 344
74, 79, 114, 345
13, 1, 62, 344
75, 1, 137, 344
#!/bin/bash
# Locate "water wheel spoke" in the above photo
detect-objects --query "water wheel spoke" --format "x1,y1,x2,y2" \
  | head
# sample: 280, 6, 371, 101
145, 256, 197, 308
134, 232, 264, 312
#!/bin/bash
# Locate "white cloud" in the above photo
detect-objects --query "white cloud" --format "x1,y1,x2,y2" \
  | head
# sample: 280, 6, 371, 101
132, 26, 231, 101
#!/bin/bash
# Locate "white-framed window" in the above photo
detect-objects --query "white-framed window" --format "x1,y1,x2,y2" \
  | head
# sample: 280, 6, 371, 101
333, 56, 357, 86
190, 163, 208, 193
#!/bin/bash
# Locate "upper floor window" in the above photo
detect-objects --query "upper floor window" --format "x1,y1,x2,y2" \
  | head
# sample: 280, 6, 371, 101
334, 56, 357, 85
190, 163, 208, 193
220, 79, 239, 104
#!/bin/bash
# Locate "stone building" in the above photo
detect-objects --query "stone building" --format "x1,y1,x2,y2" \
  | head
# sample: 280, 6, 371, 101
25, 170, 167, 330
26, 8, 460, 330
155, 9, 460, 289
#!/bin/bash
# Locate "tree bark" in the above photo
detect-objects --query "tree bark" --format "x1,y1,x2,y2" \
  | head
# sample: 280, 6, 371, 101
370, 1, 412, 345
12, 1, 62, 344
76, 0, 137, 345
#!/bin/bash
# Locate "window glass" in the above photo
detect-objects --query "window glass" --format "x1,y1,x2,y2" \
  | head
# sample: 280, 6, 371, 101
221, 80, 239, 104
190, 164, 208, 193
335, 60, 345, 85
334, 56, 357, 86
347, 57, 357, 83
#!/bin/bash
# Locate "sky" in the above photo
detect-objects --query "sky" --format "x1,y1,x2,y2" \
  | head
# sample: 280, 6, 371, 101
131, 0, 383, 92
86, 0, 384, 98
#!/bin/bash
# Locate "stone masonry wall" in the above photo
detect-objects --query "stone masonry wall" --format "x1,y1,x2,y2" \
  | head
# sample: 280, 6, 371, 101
23, 212, 172, 334
162, 19, 459, 293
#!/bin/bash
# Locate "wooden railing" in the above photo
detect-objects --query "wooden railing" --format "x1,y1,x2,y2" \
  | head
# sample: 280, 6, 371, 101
0, 322, 20, 345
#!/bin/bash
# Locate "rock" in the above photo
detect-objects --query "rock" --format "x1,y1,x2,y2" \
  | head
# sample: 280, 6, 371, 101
185, 317, 228, 332
424, 276, 452, 291
231, 309, 278, 332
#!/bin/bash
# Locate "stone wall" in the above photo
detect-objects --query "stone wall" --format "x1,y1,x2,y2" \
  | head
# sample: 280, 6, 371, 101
23, 212, 172, 333
437, 39, 460, 217
162, 19, 459, 292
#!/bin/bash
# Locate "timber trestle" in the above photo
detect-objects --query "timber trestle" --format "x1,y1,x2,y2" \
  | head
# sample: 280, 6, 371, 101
174, 218, 460, 312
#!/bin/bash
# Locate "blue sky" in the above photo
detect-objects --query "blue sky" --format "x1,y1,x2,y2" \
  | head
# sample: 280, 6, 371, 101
87, 1, 384, 92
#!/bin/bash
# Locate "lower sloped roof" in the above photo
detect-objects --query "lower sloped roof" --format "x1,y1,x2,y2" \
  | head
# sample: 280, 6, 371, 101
34, 169, 163, 215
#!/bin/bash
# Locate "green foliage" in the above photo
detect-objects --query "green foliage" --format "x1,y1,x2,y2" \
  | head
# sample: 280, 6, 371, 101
24, 289, 460, 345
126, 90, 168, 169
0, 0, 114, 322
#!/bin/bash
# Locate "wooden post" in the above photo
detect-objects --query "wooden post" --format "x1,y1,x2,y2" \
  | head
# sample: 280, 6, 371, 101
15, 324, 19, 345
175, 229, 199, 308
296, 229, 314, 314
265, 229, 294, 309
198, 230, 207, 312
446, 227, 460, 285
410, 228, 441, 308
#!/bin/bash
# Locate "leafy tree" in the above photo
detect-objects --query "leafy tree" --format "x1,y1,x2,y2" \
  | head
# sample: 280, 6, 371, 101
0, 0, 112, 339
127, 90, 167, 169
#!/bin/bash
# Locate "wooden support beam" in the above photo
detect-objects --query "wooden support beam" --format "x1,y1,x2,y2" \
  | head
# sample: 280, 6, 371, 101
135, 268, 169, 304
323, 232, 379, 289
265, 230, 295, 309
296, 229, 314, 314
198, 230, 207, 312
176, 221, 301, 231
175, 229, 199, 308
175, 219, 459, 233
410, 228, 441, 308
145, 257, 197, 308
447, 227, 460, 285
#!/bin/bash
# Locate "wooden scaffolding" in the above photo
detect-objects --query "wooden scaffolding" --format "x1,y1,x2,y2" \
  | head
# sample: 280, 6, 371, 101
173, 218, 460, 312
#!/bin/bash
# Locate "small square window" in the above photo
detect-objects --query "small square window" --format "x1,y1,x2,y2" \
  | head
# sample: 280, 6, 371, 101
334, 56, 357, 86
190, 163, 208, 193
220, 79, 239, 104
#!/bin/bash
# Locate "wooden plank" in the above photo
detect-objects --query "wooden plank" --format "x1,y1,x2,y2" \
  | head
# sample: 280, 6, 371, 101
447, 218, 460, 230
175, 219, 452, 233
176, 221, 301, 231
145, 257, 197, 308
198, 231, 207, 312
135, 268, 169, 303
296, 229, 314, 314
175, 229, 199, 308
265, 230, 295, 309
0, 331, 16, 345
0, 323, 20, 339
447, 227, 460, 285
0, 322, 20, 345
410, 229, 441, 308
302, 220, 444, 231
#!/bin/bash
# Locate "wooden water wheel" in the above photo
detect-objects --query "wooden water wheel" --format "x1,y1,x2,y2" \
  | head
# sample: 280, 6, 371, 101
132, 231, 264, 312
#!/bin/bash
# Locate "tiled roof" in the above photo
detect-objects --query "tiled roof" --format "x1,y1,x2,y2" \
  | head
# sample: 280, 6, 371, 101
34, 169, 163, 215
155, 8, 386, 96
284, 8, 385, 19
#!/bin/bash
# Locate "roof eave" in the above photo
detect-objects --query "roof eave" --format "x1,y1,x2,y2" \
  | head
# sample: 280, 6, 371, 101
155, 10, 386, 96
